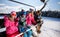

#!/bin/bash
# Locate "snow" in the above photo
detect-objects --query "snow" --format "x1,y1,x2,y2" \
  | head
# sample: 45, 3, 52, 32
40, 17, 60, 37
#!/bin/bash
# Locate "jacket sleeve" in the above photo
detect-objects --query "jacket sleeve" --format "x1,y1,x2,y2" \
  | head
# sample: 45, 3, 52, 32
31, 17, 36, 25
15, 22, 18, 26
4, 16, 9, 28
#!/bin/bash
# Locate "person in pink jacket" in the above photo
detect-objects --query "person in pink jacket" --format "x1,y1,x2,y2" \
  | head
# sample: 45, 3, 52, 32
24, 9, 36, 37
4, 11, 20, 37
26, 9, 36, 26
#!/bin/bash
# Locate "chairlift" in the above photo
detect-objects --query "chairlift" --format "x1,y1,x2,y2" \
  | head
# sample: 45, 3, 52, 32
8, 0, 49, 37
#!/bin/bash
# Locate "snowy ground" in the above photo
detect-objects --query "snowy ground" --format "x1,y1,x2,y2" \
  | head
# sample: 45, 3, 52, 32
38, 17, 60, 37
0, 17, 60, 37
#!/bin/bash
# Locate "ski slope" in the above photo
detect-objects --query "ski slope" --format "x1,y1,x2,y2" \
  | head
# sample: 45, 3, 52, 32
38, 17, 60, 37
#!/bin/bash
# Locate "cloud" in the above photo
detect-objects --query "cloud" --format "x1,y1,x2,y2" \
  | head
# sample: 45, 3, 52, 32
35, 3, 49, 11
0, 4, 5, 6
57, 2, 60, 5
0, 5, 21, 14
0, 4, 37, 14
35, 4, 44, 11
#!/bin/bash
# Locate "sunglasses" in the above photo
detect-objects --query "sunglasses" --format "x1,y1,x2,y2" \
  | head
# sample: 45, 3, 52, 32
12, 14, 16, 16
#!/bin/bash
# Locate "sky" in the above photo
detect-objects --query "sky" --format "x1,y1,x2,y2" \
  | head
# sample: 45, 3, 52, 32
0, 0, 60, 13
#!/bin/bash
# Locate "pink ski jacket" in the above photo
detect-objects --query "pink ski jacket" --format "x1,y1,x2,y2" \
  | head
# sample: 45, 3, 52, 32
26, 13, 36, 26
4, 16, 19, 35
